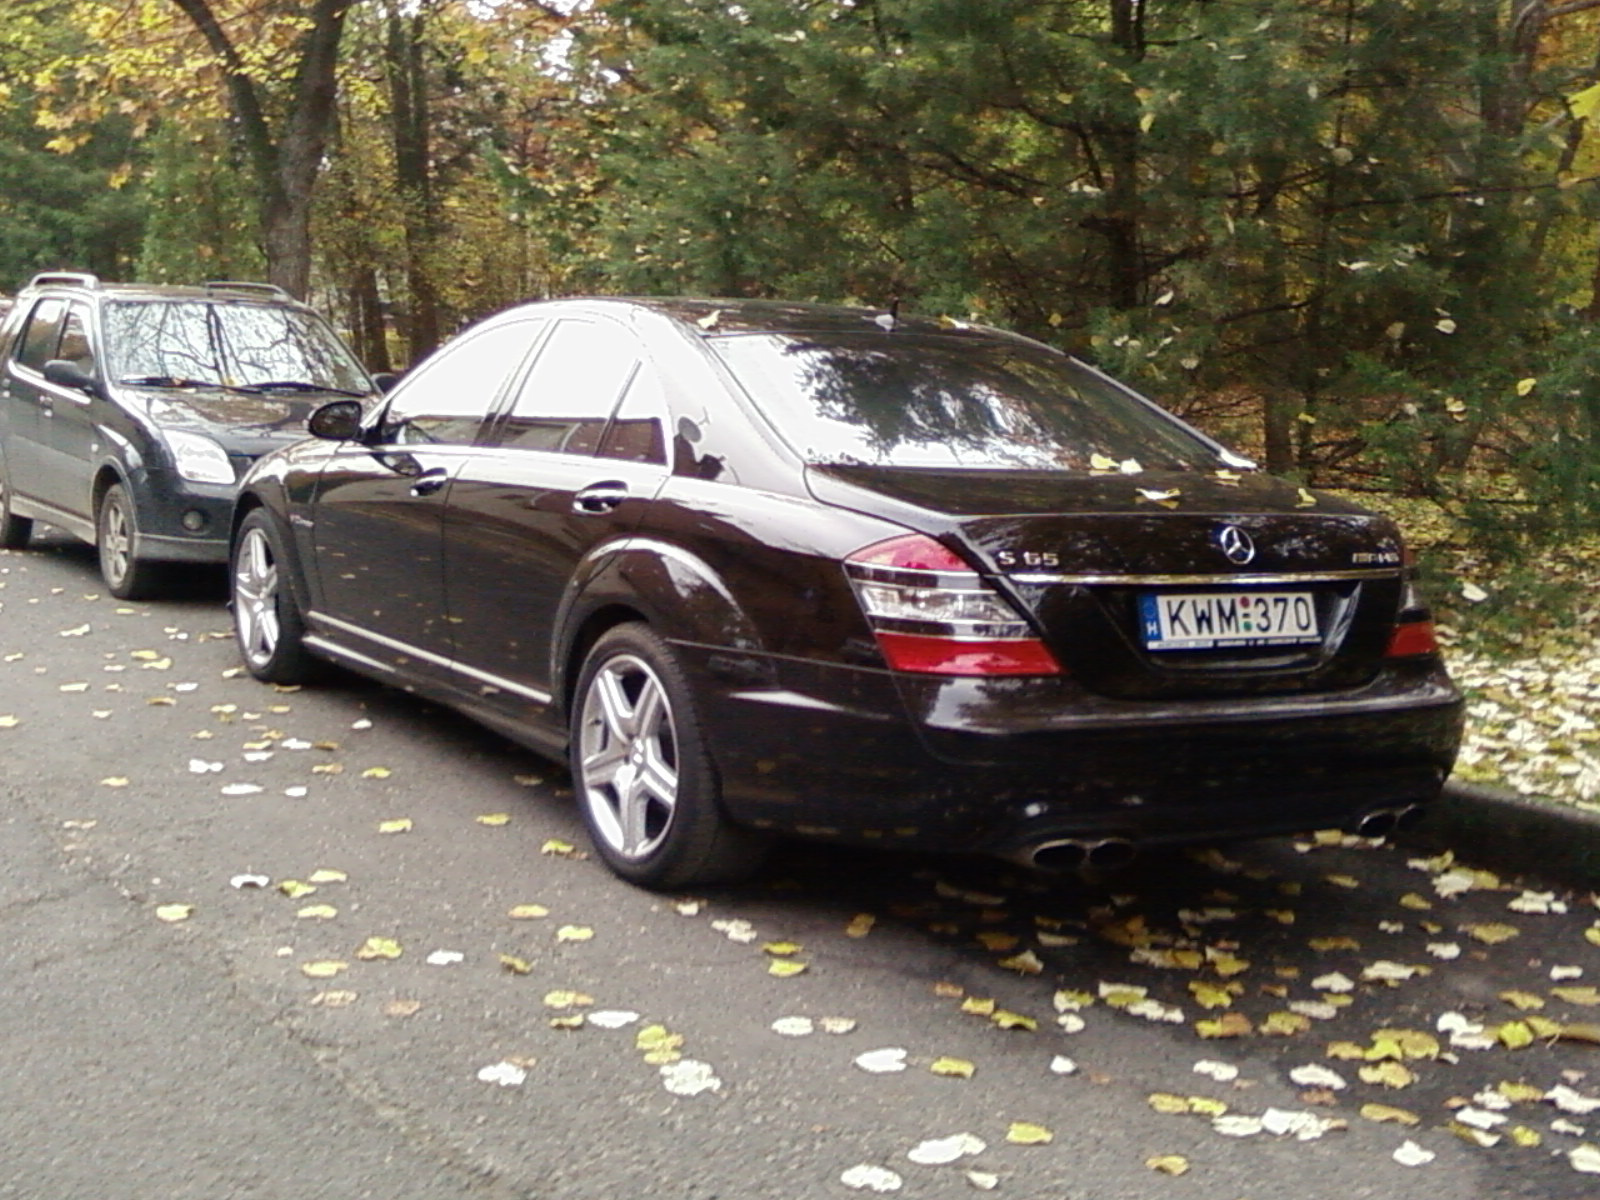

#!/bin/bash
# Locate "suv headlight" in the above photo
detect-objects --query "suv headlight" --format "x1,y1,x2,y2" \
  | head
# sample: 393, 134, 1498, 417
164, 430, 236, 484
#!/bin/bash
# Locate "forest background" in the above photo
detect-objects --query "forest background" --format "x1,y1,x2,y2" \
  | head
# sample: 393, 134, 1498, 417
2, 0, 1600, 798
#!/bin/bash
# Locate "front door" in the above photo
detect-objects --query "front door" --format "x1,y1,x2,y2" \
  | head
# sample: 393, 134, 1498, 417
307, 317, 548, 678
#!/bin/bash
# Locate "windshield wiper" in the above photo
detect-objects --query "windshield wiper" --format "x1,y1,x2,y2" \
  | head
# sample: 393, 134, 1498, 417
118, 375, 220, 389
244, 380, 369, 397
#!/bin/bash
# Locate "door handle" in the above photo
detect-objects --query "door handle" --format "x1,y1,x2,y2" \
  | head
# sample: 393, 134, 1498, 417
572, 482, 628, 514
409, 468, 449, 497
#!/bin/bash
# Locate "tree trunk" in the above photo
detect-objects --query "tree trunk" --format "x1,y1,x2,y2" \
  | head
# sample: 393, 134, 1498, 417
169, 0, 353, 299
350, 264, 391, 373
386, 4, 442, 361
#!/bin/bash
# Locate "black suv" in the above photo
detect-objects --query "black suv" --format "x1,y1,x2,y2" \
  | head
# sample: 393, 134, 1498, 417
0, 273, 378, 597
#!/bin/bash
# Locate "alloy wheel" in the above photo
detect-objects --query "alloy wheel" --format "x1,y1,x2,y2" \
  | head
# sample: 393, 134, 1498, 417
99, 491, 132, 588
577, 653, 680, 861
233, 525, 281, 670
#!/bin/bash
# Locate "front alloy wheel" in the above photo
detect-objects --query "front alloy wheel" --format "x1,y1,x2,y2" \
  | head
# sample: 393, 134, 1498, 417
97, 482, 164, 599
572, 624, 768, 888
231, 510, 317, 684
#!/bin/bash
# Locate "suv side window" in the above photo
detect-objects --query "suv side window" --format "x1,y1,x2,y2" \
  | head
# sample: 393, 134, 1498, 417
495, 319, 638, 455
56, 305, 96, 375
16, 298, 67, 372
378, 318, 543, 446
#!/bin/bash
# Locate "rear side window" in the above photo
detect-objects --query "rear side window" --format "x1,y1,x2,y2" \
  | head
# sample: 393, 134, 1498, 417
495, 319, 639, 455
15, 299, 67, 371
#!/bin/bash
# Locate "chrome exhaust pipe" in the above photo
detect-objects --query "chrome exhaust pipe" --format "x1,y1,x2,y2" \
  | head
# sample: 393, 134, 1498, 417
1028, 837, 1137, 872
1354, 809, 1399, 838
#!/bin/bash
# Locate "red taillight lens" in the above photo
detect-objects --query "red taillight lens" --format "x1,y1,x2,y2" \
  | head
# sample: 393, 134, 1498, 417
844, 534, 1062, 677
1385, 620, 1439, 658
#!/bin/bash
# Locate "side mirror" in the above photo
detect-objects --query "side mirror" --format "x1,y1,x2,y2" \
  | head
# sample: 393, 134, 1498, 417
372, 372, 400, 394
43, 359, 99, 395
307, 399, 366, 441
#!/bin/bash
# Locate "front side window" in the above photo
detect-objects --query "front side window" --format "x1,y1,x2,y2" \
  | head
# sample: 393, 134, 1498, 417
57, 306, 95, 375
378, 318, 544, 446
710, 332, 1228, 471
104, 300, 369, 393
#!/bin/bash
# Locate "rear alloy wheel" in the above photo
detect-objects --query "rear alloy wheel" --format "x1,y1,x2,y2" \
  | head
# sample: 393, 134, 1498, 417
97, 482, 165, 599
231, 509, 319, 685
571, 623, 769, 888
0, 462, 32, 549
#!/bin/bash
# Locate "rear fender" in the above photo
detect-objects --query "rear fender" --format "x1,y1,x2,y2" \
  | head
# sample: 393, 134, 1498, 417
552, 536, 765, 716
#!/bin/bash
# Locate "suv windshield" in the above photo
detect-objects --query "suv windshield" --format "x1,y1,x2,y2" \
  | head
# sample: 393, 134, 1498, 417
104, 300, 370, 393
711, 332, 1228, 471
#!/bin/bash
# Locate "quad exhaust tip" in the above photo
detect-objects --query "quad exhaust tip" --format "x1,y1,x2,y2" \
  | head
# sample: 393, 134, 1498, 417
1029, 837, 1137, 873
1350, 803, 1428, 840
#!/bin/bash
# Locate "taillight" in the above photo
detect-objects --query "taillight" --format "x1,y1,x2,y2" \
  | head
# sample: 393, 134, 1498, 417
844, 533, 1062, 676
1385, 547, 1440, 658
1385, 620, 1440, 658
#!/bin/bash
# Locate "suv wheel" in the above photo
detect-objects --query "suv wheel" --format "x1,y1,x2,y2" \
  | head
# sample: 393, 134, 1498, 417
97, 482, 165, 599
0, 462, 32, 549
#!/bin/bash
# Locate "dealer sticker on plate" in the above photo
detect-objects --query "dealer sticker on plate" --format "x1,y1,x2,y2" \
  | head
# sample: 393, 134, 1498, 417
1139, 591, 1319, 651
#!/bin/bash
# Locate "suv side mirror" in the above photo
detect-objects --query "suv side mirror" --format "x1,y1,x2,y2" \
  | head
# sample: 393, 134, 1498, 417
307, 399, 366, 441
43, 359, 99, 395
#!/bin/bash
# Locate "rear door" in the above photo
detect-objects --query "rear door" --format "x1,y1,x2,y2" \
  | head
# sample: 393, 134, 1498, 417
441, 316, 670, 717
0, 297, 67, 506
307, 317, 546, 677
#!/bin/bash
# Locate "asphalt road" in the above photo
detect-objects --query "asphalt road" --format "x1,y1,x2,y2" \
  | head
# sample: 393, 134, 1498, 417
3, 530, 1599, 1200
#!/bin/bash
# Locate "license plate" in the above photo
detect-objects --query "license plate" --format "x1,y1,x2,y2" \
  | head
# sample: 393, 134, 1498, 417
1138, 591, 1319, 651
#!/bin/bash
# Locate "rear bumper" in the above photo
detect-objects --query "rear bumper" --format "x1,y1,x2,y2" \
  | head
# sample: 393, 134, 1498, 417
686, 646, 1463, 855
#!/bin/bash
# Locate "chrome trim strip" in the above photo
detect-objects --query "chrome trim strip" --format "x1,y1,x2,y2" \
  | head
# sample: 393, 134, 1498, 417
311, 612, 554, 705
303, 635, 395, 676
1004, 569, 1399, 586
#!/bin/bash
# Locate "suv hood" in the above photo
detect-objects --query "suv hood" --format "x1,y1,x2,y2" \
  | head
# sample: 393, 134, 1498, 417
136, 387, 340, 457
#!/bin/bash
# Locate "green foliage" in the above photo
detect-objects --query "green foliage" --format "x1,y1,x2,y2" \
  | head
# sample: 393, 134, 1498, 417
136, 123, 263, 284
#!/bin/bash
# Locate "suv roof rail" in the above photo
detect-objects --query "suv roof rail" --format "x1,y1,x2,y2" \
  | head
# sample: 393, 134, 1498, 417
27, 271, 100, 290
203, 280, 293, 300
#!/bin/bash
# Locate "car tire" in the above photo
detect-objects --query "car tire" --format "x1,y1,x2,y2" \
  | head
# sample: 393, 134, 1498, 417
571, 623, 771, 888
231, 508, 321, 685
0, 461, 32, 549
97, 482, 166, 599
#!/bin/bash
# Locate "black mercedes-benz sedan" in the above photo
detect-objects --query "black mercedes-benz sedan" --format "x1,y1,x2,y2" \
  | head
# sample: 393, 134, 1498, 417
228, 297, 1463, 888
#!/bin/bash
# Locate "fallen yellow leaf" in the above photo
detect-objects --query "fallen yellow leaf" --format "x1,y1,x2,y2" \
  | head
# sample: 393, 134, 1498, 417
844, 913, 876, 938
929, 1057, 976, 1078
508, 904, 550, 920
768, 959, 808, 977
377, 818, 413, 834
1360, 1103, 1420, 1126
476, 812, 511, 826
762, 941, 803, 956
356, 936, 403, 960
1006, 1122, 1054, 1146
301, 960, 349, 978
499, 954, 532, 975
155, 903, 193, 923
297, 904, 339, 920
1146, 1155, 1189, 1176
555, 925, 594, 943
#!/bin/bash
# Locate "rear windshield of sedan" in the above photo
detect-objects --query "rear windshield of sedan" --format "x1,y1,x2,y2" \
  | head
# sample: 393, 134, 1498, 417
710, 332, 1228, 471
104, 300, 369, 393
